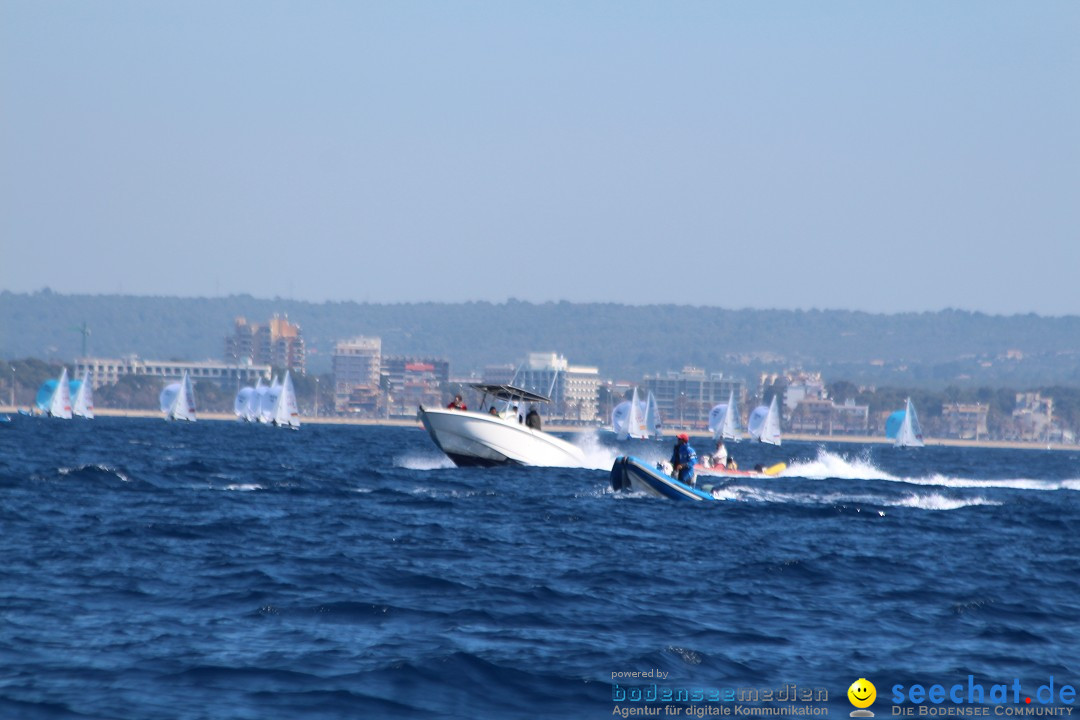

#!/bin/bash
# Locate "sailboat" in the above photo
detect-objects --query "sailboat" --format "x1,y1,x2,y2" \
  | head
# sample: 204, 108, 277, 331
270, 371, 301, 429
71, 370, 94, 419
612, 389, 655, 439
617, 388, 649, 440
708, 390, 742, 441
894, 397, 925, 448
644, 391, 662, 439
160, 371, 197, 422
748, 395, 781, 446
258, 376, 279, 424
35, 367, 73, 419
234, 385, 255, 421
234, 376, 264, 422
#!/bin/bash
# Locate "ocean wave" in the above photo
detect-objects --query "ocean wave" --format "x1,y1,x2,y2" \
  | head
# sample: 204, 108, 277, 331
891, 492, 1001, 510
224, 483, 264, 491
394, 453, 456, 470
54, 464, 133, 483
410, 489, 501, 504
3, 419, 1077, 720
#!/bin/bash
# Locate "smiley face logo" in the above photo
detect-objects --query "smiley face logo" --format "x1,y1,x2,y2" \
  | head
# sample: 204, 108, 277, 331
848, 678, 876, 709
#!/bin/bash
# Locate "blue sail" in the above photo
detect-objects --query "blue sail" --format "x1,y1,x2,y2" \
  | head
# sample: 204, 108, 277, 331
885, 410, 906, 439
35, 380, 58, 410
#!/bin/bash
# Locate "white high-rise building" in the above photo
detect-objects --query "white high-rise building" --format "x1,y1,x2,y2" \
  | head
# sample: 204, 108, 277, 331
485, 352, 599, 423
332, 337, 382, 413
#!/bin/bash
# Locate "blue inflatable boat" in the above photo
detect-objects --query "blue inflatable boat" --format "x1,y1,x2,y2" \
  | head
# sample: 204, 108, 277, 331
609, 455, 719, 502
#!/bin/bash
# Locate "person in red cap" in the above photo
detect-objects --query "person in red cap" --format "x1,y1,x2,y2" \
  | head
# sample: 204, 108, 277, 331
670, 432, 698, 486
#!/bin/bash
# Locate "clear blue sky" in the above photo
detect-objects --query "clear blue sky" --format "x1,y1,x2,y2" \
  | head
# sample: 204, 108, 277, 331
2, 1, 1078, 314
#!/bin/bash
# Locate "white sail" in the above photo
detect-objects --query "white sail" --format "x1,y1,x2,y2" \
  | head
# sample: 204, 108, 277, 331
252, 379, 270, 418
625, 387, 648, 440
245, 377, 264, 421
259, 376, 280, 424
720, 390, 741, 441
162, 371, 196, 421
760, 396, 781, 445
48, 368, 73, 419
271, 371, 301, 429
895, 397, 925, 448
611, 400, 630, 436
644, 391, 661, 438
234, 386, 255, 420
160, 383, 180, 414
747, 405, 766, 439
179, 371, 197, 421
72, 370, 94, 419
749, 396, 781, 445
708, 403, 725, 434
710, 391, 742, 441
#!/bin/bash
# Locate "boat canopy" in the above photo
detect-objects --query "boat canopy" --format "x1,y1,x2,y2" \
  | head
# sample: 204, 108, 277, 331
468, 383, 551, 404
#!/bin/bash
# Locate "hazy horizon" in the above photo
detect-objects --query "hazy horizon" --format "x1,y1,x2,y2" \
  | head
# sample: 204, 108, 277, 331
3, 2, 1078, 315
7, 286, 1080, 320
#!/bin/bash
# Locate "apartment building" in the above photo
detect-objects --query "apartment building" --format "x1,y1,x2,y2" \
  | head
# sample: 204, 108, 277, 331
225, 315, 306, 373
332, 337, 382, 414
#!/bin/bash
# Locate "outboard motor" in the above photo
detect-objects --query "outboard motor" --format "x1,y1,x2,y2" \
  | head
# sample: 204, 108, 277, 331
610, 457, 628, 491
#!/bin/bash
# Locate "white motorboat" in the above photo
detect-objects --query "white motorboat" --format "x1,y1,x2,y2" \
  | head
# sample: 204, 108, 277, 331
418, 384, 586, 468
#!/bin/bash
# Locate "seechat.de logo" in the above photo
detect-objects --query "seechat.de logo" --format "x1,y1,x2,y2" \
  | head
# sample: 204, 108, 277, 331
849, 678, 877, 717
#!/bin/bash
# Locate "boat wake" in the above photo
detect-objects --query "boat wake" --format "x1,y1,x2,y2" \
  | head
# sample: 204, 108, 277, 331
781, 448, 1080, 492
710, 484, 1000, 511
780, 449, 896, 481
571, 430, 624, 470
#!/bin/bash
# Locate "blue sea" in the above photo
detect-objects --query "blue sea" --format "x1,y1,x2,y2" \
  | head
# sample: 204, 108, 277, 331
1, 418, 1078, 719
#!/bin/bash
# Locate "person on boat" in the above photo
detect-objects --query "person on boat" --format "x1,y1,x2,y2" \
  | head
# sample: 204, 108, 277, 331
513, 404, 522, 423
670, 433, 698, 487
488, 406, 499, 416
714, 440, 728, 468
447, 394, 467, 411
726, 455, 738, 471
525, 406, 542, 430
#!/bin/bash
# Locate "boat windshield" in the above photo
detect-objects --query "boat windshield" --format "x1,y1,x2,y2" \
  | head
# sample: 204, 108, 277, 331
468, 383, 550, 417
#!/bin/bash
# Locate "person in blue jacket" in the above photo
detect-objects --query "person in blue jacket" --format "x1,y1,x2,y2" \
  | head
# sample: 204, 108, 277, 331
670, 433, 698, 486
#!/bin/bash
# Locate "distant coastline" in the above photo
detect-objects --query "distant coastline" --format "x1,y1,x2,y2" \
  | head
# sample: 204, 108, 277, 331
3, 405, 1066, 452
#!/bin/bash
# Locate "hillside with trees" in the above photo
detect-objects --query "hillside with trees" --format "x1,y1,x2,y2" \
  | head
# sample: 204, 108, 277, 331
4, 290, 1080, 388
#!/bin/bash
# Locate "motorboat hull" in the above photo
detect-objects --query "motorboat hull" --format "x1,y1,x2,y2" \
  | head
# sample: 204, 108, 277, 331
609, 456, 716, 502
418, 406, 587, 468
